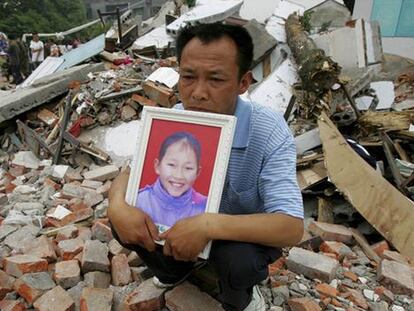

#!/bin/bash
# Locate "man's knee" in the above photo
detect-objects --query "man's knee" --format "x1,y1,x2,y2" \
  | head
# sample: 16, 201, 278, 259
210, 241, 281, 289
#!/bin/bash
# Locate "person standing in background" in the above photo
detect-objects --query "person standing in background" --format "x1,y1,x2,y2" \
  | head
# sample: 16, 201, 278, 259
29, 33, 44, 69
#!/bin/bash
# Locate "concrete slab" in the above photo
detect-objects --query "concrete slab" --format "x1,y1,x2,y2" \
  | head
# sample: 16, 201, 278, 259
0, 63, 105, 124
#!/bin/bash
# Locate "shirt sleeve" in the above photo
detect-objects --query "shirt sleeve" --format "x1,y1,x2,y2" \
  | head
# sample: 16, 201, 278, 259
258, 115, 304, 219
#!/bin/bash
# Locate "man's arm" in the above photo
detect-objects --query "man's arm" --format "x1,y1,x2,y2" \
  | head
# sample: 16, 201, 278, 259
107, 170, 160, 251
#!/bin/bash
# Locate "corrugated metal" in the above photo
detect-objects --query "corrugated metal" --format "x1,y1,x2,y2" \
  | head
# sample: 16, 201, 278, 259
57, 34, 105, 70
21, 57, 64, 88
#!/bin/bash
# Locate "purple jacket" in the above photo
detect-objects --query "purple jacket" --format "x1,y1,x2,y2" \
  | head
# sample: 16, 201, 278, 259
135, 178, 207, 228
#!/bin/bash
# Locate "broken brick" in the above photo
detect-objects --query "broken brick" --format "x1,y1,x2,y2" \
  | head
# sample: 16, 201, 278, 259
165, 282, 224, 311
308, 221, 353, 244
371, 240, 390, 257
131, 93, 157, 107
23, 235, 57, 263
81, 240, 110, 273
288, 297, 322, 311
56, 225, 79, 242
0, 299, 26, 311
57, 238, 85, 260
315, 283, 338, 298
120, 105, 137, 121
319, 241, 354, 260
0, 269, 15, 300
83, 165, 119, 182
91, 221, 113, 243
142, 80, 177, 108
38, 109, 59, 127
54, 260, 81, 289
84, 271, 111, 289
4, 255, 48, 278
33, 286, 75, 311
80, 287, 113, 311
111, 254, 132, 286
123, 278, 165, 311
13, 272, 55, 304
286, 247, 339, 282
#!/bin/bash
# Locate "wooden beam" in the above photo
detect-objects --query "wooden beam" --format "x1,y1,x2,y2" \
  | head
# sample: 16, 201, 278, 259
318, 112, 414, 261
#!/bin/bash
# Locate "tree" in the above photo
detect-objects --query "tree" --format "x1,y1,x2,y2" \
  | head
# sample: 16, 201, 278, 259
0, 0, 88, 37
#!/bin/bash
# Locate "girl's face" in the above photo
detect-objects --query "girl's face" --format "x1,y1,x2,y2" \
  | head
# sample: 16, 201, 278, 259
155, 140, 200, 197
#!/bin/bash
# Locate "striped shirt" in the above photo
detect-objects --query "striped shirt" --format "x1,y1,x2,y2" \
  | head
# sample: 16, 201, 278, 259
221, 97, 303, 218
176, 97, 303, 219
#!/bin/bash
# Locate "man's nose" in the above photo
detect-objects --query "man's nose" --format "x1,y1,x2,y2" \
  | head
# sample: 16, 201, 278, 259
191, 80, 208, 101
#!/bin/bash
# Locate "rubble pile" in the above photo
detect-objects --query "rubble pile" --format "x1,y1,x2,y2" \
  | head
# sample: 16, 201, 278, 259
1, 0, 414, 310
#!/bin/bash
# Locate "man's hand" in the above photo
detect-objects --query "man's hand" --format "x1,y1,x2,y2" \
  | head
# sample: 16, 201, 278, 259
160, 214, 211, 261
108, 170, 159, 251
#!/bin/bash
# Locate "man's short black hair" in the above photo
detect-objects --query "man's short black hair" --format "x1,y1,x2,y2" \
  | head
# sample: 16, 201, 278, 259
176, 22, 253, 79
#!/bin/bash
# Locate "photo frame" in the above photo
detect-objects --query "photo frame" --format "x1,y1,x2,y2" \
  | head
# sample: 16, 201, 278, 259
126, 106, 236, 259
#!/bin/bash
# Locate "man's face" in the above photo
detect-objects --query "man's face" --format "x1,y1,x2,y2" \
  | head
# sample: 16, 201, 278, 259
33, 35, 39, 42
155, 140, 200, 197
178, 36, 251, 115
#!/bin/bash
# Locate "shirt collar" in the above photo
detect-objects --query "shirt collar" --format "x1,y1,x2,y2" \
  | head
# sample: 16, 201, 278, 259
173, 96, 252, 149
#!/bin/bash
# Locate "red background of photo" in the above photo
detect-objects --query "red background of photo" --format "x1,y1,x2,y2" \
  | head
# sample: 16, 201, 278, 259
139, 119, 222, 196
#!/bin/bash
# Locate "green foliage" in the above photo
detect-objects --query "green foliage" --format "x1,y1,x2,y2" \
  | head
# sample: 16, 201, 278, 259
0, 0, 88, 37
185, 0, 197, 8
299, 11, 314, 33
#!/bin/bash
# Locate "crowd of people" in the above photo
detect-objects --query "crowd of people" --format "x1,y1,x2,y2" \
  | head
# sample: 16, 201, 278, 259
0, 32, 83, 85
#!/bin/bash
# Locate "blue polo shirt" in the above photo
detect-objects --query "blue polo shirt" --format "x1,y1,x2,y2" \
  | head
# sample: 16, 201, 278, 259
176, 97, 303, 219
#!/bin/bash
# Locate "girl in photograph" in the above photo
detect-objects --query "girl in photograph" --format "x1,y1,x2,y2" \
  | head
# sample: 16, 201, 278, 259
136, 131, 207, 229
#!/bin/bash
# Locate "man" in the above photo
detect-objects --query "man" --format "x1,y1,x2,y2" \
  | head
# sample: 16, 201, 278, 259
29, 33, 44, 69
6, 34, 23, 85
17, 37, 30, 79
108, 22, 303, 311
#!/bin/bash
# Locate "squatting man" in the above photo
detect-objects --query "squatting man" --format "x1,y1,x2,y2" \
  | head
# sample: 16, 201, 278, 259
108, 22, 304, 311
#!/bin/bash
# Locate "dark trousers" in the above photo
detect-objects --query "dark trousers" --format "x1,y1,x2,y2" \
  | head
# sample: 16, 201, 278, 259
113, 229, 281, 311
9, 64, 23, 84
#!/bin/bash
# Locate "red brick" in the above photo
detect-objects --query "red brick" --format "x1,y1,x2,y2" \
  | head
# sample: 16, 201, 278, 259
47, 207, 93, 228
55, 225, 79, 242
0, 269, 15, 299
123, 279, 165, 311
4, 255, 48, 277
23, 235, 57, 263
288, 297, 322, 311
341, 288, 368, 309
131, 93, 157, 107
44, 177, 61, 191
371, 240, 390, 257
33, 286, 75, 311
96, 181, 111, 198
57, 238, 84, 260
308, 221, 353, 244
80, 288, 113, 311
38, 109, 59, 127
111, 254, 132, 286
91, 221, 113, 243
268, 257, 286, 276
54, 260, 81, 289
0, 300, 26, 311
8, 165, 26, 177
13, 272, 55, 304
343, 270, 358, 282
315, 283, 338, 298
320, 241, 354, 260
142, 80, 177, 108
165, 282, 224, 311
374, 286, 395, 304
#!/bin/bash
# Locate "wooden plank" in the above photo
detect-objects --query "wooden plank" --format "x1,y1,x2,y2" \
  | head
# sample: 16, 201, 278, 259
318, 112, 414, 261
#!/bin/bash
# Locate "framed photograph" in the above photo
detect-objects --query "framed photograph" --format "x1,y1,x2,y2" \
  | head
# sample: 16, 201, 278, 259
126, 106, 236, 259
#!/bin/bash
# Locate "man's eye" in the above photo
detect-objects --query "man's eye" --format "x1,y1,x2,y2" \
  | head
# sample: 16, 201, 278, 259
182, 75, 194, 80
